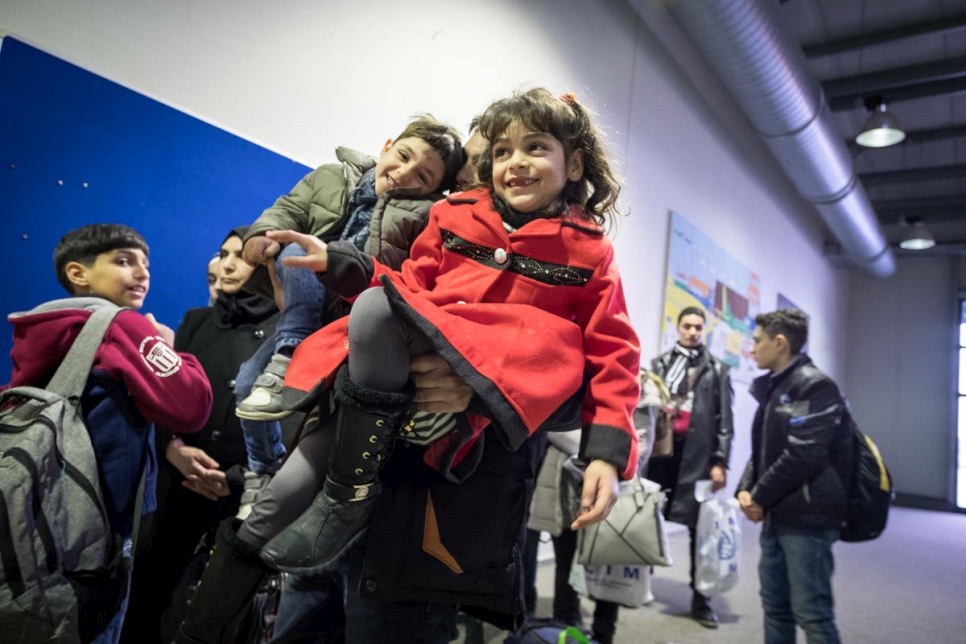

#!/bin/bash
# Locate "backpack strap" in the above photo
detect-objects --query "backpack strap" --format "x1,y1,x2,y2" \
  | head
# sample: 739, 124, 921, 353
46, 304, 125, 400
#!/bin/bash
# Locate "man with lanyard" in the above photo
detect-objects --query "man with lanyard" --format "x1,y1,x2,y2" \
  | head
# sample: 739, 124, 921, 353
649, 306, 734, 628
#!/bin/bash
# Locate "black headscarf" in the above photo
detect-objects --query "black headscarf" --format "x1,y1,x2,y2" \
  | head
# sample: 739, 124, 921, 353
212, 226, 278, 327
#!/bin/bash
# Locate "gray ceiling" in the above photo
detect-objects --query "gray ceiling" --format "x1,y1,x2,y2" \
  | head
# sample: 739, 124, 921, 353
780, 0, 966, 247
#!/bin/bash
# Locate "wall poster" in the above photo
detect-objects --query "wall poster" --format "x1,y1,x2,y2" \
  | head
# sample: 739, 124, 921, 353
660, 211, 761, 383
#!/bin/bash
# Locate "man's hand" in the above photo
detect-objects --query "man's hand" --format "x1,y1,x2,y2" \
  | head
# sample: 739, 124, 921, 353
165, 438, 228, 501
570, 460, 620, 531
410, 353, 473, 413
737, 490, 764, 523
266, 230, 329, 273
144, 313, 175, 346
243, 236, 281, 266
710, 464, 727, 493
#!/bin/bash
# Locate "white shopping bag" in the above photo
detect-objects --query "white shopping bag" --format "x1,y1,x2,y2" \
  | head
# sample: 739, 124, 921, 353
694, 488, 741, 597
568, 554, 654, 608
584, 564, 653, 608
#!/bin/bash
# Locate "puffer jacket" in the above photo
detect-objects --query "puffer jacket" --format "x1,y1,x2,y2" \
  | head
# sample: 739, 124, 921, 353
242, 146, 442, 298
737, 354, 852, 530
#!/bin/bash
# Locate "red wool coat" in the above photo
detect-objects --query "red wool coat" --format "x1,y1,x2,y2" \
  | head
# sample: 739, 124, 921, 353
286, 190, 641, 479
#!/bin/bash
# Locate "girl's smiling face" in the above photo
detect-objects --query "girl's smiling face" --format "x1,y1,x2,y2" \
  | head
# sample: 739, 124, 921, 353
491, 120, 583, 214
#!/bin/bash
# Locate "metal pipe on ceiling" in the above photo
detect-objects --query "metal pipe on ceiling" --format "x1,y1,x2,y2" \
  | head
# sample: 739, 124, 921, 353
663, 0, 895, 277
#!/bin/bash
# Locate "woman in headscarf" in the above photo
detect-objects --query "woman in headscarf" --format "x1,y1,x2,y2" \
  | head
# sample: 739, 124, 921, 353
123, 226, 287, 643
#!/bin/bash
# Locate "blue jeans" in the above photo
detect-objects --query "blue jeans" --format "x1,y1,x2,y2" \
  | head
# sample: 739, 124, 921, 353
236, 338, 286, 473
759, 522, 841, 644
272, 538, 458, 644
236, 243, 327, 473
275, 242, 328, 350
91, 538, 133, 644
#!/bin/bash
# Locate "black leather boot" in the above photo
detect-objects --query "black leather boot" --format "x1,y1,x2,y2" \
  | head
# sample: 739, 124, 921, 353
174, 519, 270, 644
259, 368, 413, 574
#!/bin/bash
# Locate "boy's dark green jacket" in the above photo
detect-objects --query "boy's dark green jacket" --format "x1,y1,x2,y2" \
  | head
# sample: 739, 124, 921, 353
242, 147, 442, 299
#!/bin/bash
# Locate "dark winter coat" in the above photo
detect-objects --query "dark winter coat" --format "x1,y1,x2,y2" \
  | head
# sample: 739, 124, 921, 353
158, 294, 279, 465
651, 346, 734, 526
359, 424, 548, 630
737, 354, 852, 531
125, 292, 289, 643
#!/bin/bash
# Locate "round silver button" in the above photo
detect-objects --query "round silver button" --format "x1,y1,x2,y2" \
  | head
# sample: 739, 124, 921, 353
494, 248, 508, 264
254, 329, 265, 339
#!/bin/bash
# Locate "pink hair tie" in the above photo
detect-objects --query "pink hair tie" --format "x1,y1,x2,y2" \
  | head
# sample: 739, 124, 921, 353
560, 92, 576, 105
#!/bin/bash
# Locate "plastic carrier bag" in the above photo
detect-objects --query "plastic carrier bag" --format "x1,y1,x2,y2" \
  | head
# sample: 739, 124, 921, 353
693, 485, 741, 597
572, 561, 654, 608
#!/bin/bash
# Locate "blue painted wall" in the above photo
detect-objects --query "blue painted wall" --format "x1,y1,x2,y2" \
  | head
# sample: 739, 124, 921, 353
0, 38, 311, 378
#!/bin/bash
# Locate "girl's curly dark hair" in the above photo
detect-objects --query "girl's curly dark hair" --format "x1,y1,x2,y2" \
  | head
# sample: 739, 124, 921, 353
476, 87, 623, 227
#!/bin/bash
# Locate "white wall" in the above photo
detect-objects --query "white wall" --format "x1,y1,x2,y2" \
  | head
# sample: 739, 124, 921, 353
0, 0, 851, 485
846, 257, 957, 501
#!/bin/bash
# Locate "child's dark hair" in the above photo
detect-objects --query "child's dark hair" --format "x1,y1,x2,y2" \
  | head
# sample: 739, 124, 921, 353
54, 223, 149, 294
395, 114, 466, 194
476, 87, 623, 227
755, 309, 809, 355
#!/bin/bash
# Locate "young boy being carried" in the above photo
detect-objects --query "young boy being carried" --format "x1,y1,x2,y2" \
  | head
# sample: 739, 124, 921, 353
4, 224, 212, 643
231, 116, 464, 514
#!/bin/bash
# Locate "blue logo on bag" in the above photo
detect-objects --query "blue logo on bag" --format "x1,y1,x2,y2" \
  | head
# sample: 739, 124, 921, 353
718, 528, 738, 561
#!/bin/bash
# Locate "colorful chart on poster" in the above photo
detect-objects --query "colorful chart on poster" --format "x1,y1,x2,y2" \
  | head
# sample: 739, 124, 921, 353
660, 211, 761, 382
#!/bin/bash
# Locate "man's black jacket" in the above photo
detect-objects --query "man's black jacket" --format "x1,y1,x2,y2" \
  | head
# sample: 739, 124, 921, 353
737, 354, 852, 530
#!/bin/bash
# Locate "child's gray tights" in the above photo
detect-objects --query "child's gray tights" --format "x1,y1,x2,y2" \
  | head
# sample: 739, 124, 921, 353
237, 286, 432, 547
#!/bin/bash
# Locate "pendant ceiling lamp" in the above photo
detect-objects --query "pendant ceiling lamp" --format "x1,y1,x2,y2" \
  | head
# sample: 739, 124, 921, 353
898, 217, 936, 250
856, 98, 906, 148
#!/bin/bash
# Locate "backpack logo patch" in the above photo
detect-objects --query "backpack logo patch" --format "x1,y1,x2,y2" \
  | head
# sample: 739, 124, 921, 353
139, 336, 182, 377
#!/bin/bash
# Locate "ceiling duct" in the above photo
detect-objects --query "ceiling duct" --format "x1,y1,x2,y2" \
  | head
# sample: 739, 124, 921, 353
664, 0, 895, 278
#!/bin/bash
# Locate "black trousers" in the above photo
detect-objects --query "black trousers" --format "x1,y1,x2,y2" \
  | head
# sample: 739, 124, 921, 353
644, 435, 698, 590
551, 527, 620, 644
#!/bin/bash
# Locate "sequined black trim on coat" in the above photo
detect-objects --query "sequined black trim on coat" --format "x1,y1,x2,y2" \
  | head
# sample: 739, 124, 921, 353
440, 229, 593, 286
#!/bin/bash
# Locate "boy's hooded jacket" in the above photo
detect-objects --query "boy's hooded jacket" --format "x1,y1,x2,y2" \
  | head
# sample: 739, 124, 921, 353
5, 297, 212, 537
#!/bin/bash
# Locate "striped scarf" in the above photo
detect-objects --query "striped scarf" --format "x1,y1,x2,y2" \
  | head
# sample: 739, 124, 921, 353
401, 411, 458, 446
664, 344, 702, 397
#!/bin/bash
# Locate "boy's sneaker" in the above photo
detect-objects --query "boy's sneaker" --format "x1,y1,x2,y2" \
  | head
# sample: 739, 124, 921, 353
236, 469, 273, 520
236, 354, 293, 420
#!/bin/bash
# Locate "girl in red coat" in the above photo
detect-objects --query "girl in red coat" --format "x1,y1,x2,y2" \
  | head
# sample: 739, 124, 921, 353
257, 88, 642, 574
